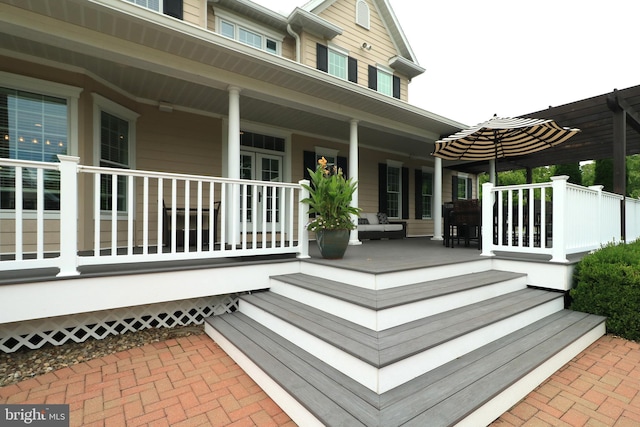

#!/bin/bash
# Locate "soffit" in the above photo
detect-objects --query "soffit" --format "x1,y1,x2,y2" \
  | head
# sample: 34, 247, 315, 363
0, 0, 461, 156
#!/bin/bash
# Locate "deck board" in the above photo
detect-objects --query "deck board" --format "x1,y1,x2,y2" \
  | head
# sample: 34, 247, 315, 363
208, 313, 379, 426
271, 270, 526, 309
241, 287, 564, 369
208, 309, 605, 427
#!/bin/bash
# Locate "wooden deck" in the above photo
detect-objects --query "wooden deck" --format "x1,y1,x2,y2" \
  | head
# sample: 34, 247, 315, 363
205, 237, 605, 426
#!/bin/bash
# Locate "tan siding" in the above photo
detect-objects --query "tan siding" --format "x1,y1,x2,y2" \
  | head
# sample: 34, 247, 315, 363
301, 0, 410, 101
281, 36, 296, 61
136, 106, 222, 176
206, 6, 215, 32
182, 0, 202, 27
291, 133, 450, 237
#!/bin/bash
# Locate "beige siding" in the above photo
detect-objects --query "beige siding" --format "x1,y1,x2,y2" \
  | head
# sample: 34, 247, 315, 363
290, 133, 458, 238
307, 0, 409, 101
183, 0, 203, 27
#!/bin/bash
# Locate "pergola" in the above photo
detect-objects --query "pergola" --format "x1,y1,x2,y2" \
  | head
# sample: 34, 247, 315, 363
448, 84, 640, 196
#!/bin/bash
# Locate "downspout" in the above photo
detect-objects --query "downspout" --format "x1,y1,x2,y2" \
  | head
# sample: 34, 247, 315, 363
287, 24, 300, 62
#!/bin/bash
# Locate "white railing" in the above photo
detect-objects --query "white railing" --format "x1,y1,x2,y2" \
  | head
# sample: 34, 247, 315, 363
625, 197, 640, 242
0, 156, 310, 276
482, 176, 628, 262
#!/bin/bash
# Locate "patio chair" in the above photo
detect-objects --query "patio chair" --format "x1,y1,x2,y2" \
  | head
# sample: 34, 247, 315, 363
448, 199, 481, 249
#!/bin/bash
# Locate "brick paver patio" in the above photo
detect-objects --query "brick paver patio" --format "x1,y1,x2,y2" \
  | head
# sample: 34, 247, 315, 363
1, 334, 638, 426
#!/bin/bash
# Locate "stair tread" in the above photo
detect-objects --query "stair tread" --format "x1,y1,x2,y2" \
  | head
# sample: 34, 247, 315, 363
207, 309, 605, 427
241, 288, 564, 367
271, 270, 526, 309
208, 313, 377, 427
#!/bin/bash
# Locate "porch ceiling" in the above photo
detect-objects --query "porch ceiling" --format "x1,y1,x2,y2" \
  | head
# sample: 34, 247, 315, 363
448, 84, 640, 174
0, 0, 463, 159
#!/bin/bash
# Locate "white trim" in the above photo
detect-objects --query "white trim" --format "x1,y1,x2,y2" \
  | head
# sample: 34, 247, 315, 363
91, 94, 139, 169
0, 71, 82, 157
386, 159, 403, 168
91, 93, 139, 219
240, 122, 292, 183
327, 42, 349, 56
214, 8, 284, 55
315, 146, 340, 160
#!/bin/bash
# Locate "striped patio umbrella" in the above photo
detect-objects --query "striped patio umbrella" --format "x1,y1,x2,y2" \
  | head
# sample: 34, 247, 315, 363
433, 116, 580, 161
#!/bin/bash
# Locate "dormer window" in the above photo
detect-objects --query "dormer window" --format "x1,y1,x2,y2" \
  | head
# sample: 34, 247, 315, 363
215, 11, 282, 55
356, 0, 370, 30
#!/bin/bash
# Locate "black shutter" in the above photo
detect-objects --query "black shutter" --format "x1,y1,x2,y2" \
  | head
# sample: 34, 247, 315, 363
378, 163, 387, 213
452, 176, 459, 201
393, 76, 401, 99
303, 151, 316, 181
163, 0, 183, 19
337, 156, 348, 179
348, 57, 358, 83
402, 167, 409, 219
316, 44, 328, 72
467, 178, 473, 199
414, 170, 423, 219
368, 65, 377, 90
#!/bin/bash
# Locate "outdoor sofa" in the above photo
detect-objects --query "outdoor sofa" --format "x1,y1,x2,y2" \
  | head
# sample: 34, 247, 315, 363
357, 212, 407, 240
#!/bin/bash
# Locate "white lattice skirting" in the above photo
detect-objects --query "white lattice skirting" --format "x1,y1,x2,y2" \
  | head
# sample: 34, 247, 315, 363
0, 294, 240, 353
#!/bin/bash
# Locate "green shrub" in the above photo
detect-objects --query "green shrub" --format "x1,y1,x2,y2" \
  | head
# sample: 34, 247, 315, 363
570, 241, 640, 341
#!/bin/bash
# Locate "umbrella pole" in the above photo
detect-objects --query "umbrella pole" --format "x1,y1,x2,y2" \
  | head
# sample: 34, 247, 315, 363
489, 159, 497, 184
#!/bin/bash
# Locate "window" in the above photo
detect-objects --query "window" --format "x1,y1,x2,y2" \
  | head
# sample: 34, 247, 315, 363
317, 44, 358, 83
368, 65, 401, 98
421, 171, 433, 219
239, 27, 262, 49
328, 49, 347, 80
125, 0, 183, 19
355, 0, 370, 29
0, 88, 68, 210
127, 0, 160, 12
93, 94, 138, 214
453, 174, 472, 200
377, 69, 393, 97
100, 112, 129, 212
387, 165, 401, 218
217, 14, 281, 55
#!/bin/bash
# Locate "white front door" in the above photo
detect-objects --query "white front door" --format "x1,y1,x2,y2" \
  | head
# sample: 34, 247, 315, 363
240, 151, 282, 231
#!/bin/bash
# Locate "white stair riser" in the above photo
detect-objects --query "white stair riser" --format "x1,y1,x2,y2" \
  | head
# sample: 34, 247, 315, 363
378, 297, 565, 393
240, 295, 565, 394
269, 280, 378, 329
204, 323, 324, 427
375, 259, 493, 289
455, 322, 606, 427
300, 259, 493, 289
269, 277, 528, 331
239, 300, 380, 392
377, 277, 527, 330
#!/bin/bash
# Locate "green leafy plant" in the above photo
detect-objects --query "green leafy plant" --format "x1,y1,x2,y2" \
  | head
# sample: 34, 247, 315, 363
301, 157, 361, 231
570, 241, 640, 341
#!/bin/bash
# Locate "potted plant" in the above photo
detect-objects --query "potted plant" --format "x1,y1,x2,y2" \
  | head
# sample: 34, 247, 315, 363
301, 157, 361, 259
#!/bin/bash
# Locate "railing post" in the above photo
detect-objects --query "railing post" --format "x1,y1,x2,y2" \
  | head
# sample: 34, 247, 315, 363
588, 185, 604, 245
481, 182, 495, 257
550, 175, 569, 263
297, 179, 310, 259
57, 155, 80, 276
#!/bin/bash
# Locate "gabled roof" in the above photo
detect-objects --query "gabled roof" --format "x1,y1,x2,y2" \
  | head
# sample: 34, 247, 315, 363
213, 0, 423, 75
302, 0, 422, 67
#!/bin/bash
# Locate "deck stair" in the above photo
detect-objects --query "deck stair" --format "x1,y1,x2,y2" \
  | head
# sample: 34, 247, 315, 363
205, 264, 605, 426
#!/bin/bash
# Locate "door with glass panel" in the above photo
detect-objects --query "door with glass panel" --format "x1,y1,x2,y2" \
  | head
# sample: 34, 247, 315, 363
240, 151, 282, 232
